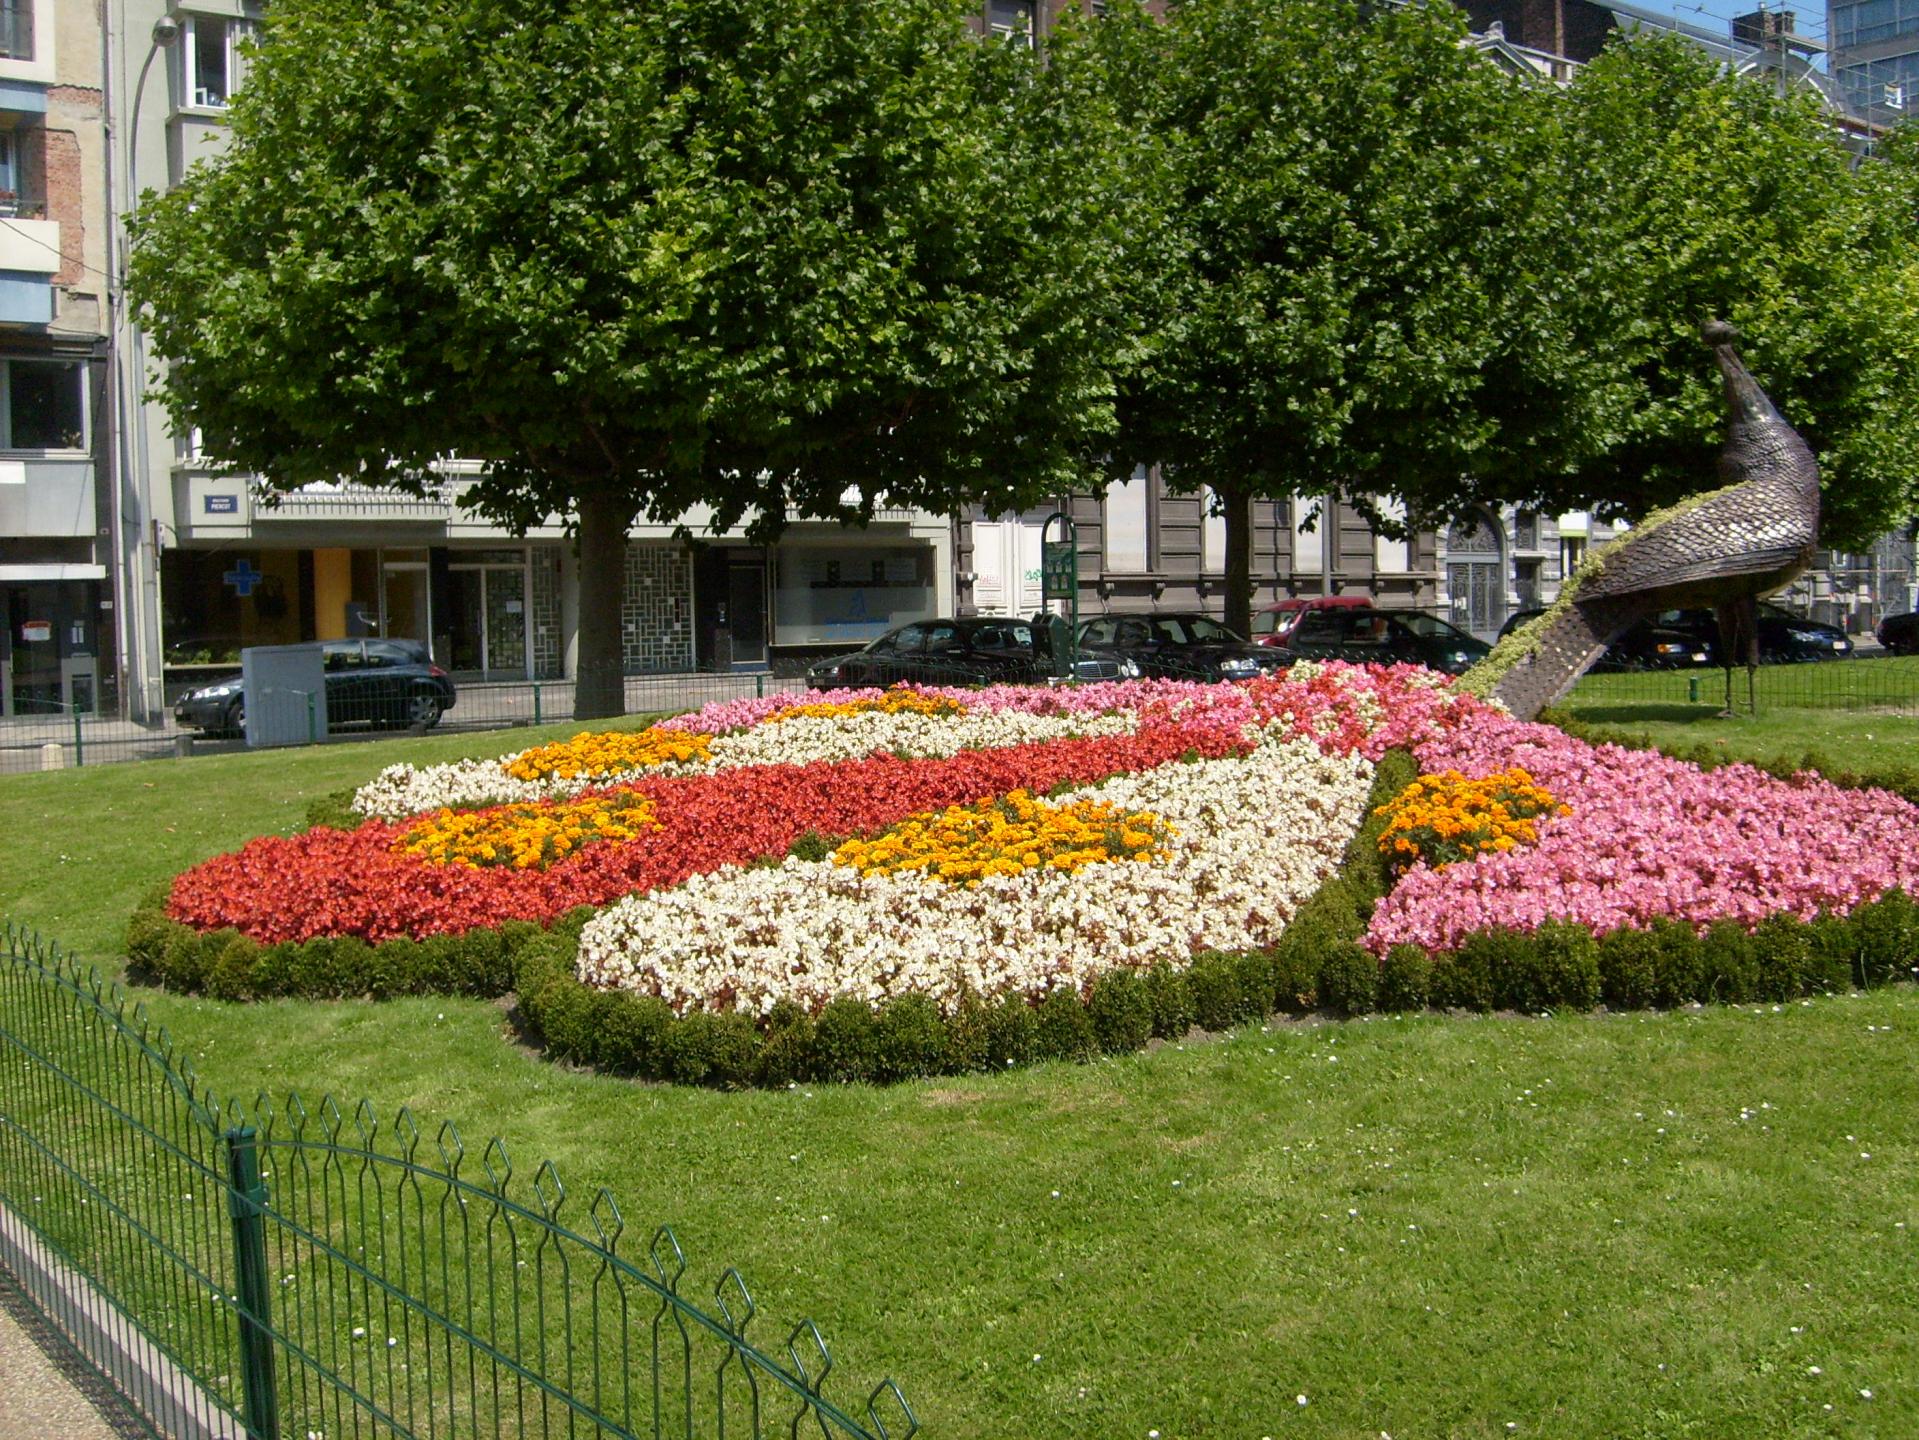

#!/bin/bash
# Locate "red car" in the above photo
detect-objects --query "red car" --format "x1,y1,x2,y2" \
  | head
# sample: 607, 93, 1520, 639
1252, 595, 1374, 647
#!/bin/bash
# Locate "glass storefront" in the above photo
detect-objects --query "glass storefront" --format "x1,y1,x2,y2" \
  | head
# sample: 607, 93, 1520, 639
772, 545, 936, 646
3, 580, 103, 717
447, 550, 530, 678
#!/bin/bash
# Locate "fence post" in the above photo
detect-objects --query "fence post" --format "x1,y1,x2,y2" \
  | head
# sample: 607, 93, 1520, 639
306, 691, 318, 745
533, 681, 542, 726
756, 673, 764, 699
224, 1125, 281, 1440
72, 708, 83, 767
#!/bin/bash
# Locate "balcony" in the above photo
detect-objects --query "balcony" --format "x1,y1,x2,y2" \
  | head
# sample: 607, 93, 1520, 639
257, 481, 455, 522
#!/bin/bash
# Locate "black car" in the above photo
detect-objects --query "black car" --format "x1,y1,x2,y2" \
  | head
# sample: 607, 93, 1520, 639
803, 618, 1138, 691
1075, 612, 1288, 683
174, 638, 457, 735
1658, 605, 1853, 664
1496, 609, 1714, 670
1276, 608, 1490, 675
1876, 612, 1919, 656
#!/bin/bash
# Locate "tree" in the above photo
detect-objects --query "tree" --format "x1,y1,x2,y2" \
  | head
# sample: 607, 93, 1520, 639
1538, 35, 1919, 550
1080, 0, 1576, 636
128, 0, 1125, 716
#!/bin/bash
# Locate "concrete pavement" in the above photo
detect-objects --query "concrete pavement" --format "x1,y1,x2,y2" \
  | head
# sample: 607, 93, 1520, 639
0, 1276, 138, 1440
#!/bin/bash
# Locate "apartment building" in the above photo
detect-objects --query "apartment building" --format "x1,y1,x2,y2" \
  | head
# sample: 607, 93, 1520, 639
0, 0, 110, 718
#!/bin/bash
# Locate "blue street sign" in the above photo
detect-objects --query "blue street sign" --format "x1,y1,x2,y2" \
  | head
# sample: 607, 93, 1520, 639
223, 559, 264, 597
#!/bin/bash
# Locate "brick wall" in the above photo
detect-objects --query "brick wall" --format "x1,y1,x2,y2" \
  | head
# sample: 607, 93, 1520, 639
42, 87, 100, 291
622, 544, 693, 673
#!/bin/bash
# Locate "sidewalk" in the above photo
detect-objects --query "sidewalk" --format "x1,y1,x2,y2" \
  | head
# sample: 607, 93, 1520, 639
0, 1277, 137, 1440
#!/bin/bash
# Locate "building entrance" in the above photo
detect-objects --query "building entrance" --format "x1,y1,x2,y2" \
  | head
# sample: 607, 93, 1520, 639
447, 555, 530, 679
3, 580, 101, 717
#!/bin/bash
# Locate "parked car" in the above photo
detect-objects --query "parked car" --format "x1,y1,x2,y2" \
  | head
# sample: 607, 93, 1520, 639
1076, 612, 1289, 682
1876, 611, 1919, 656
174, 638, 457, 736
1657, 605, 1853, 663
1275, 608, 1489, 674
802, 617, 1137, 691
1252, 595, 1375, 647
1496, 609, 1714, 670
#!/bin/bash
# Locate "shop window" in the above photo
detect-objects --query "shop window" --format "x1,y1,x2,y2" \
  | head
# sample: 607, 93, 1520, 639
1200, 486, 1227, 573
2, 359, 85, 451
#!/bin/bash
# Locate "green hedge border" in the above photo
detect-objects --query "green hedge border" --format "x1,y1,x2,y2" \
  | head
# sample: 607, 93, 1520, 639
128, 747, 1919, 1087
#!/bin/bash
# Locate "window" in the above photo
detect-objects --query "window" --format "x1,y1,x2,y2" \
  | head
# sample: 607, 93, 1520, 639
0, 131, 15, 216
1292, 495, 1324, 575
987, 0, 1036, 46
0, 0, 33, 61
184, 14, 257, 108
2, 359, 85, 450
1104, 466, 1150, 572
1200, 486, 1227, 573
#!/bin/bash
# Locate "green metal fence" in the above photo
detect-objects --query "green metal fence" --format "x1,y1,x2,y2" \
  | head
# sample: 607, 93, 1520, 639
0, 924, 917, 1439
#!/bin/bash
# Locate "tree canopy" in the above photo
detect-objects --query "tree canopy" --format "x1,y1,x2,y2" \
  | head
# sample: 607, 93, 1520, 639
1089, 4, 1919, 632
1544, 35, 1919, 551
128, 0, 1127, 714
1076, 0, 1576, 633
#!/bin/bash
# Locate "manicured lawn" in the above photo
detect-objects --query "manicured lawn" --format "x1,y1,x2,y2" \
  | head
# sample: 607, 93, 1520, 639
5, 724, 1918, 1437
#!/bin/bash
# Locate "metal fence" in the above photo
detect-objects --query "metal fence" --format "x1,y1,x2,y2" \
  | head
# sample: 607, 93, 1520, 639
0, 925, 917, 1440
1563, 649, 1919, 716
0, 673, 812, 776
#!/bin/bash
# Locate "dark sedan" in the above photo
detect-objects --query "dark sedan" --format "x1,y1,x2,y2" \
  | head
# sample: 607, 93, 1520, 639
1497, 609, 1714, 670
1076, 612, 1288, 682
1276, 608, 1489, 675
1658, 605, 1853, 663
803, 618, 1138, 690
1876, 611, 1919, 656
174, 638, 457, 735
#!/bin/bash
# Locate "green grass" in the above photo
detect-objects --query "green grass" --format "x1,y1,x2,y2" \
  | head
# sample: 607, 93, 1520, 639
6, 723, 1919, 1437
1559, 657, 1919, 776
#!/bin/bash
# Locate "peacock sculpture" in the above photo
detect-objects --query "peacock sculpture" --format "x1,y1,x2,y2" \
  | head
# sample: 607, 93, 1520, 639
1465, 321, 1821, 721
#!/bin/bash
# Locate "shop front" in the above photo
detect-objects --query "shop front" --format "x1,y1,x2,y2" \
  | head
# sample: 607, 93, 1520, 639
1, 568, 105, 717
162, 543, 556, 696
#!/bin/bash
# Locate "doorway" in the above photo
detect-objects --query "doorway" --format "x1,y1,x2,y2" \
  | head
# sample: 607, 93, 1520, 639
446, 555, 530, 679
1445, 514, 1507, 640
3, 581, 100, 717
971, 515, 1046, 617
693, 548, 768, 671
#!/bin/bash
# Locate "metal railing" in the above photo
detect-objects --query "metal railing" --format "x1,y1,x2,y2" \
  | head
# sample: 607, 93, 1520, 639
0, 672, 814, 775
1564, 648, 1919, 715
0, 925, 918, 1439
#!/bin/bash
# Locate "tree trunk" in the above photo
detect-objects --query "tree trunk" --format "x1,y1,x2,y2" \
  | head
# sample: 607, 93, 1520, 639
1222, 483, 1256, 638
575, 489, 634, 720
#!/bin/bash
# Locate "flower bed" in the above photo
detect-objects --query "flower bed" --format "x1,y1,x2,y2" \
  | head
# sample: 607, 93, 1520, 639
1364, 710, 1919, 956
133, 659, 1919, 1087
